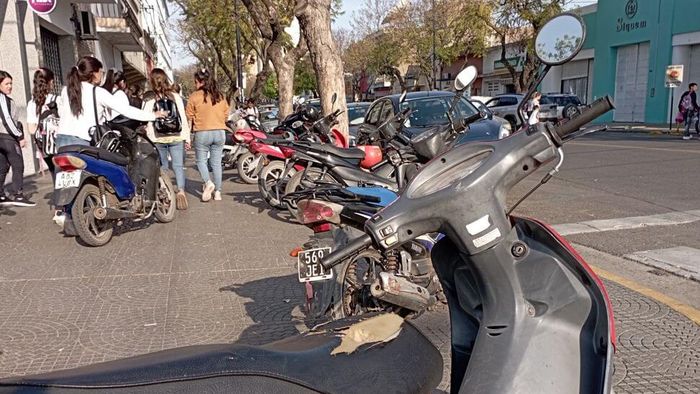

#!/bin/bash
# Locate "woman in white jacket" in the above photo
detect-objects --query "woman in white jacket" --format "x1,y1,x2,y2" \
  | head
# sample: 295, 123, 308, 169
143, 68, 191, 210
56, 56, 164, 147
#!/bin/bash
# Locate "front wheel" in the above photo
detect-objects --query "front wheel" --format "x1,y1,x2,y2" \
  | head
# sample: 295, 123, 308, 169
154, 171, 176, 223
258, 161, 295, 209
72, 184, 115, 247
236, 152, 258, 184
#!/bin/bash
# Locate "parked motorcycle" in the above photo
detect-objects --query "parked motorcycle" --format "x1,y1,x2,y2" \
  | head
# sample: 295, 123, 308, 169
53, 117, 176, 247
0, 14, 615, 394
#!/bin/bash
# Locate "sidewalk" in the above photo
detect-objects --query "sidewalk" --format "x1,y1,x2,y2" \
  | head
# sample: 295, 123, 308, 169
605, 122, 695, 135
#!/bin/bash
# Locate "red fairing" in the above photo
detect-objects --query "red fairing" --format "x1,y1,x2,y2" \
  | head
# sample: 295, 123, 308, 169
331, 129, 348, 148
527, 217, 616, 351
280, 146, 295, 158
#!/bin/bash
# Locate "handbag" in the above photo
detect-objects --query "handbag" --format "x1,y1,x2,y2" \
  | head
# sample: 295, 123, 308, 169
88, 86, 110, 146
675, 111, 685, 124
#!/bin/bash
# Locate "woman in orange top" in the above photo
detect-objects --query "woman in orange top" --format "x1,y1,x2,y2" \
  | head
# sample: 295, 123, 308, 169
185, 69, 230, 202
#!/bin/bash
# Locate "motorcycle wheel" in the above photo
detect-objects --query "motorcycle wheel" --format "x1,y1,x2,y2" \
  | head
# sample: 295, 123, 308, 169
258, 161, 295, 209
284, 168, 340, 216
72, 184, 116, 247
154, 171, 176, 223
236, 152, 259, 184
338, 249, 397, 318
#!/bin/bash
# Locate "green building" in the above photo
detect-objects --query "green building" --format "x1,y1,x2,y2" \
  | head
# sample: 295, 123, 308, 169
541, 0, 700, 124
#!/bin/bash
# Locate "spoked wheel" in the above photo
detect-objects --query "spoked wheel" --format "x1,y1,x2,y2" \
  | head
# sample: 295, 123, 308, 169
258, 161, 295, 209
72, 184, 115, 247
236, 152, 258, 184
339, 249, 395, 318
154, 172, 176, 223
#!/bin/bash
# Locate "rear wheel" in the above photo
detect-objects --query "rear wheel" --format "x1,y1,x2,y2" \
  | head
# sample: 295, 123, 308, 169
284, 167, 340, 216
236, 152, 258, 184
154, 172, 176, 223
258, 161, 295, 209
72, 184, 115, 247
505, 115, 517, 130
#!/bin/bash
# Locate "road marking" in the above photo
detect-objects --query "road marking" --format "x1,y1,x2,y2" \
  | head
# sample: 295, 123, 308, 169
624, 247, 700, 282
591, 266, 700, 326
570, 141, 700, 154
552, 210, 700, 236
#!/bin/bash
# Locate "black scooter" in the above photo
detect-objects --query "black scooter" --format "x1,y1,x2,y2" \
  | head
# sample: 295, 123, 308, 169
0, 14, 614, 394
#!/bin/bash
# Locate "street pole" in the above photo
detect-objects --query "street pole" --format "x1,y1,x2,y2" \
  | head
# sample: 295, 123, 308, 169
669, 87, 673, 132
234, 0, 244, 104
431, 0, 436, 90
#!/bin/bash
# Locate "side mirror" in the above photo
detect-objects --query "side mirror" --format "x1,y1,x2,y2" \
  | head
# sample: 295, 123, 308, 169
479, 108, 488, 119
454, 66, 478, 91
350, 117, 364, 125
535, 13, 586, 65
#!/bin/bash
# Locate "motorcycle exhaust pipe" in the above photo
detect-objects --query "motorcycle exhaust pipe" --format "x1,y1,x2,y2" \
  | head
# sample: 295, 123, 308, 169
94, 207, 137, 220
370, 272, 436, 313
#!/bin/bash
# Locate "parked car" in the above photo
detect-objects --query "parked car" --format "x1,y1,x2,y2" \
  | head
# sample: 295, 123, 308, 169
469, 95, 493, 105
539, 93, 585, 122
485, 94, 524, 129
469, 99, 511, 137
347, 102, 371, 145
357, 91, 510, 145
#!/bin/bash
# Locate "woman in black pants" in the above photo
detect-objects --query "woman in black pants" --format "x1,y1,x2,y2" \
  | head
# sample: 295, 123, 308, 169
0, 70, 35, 207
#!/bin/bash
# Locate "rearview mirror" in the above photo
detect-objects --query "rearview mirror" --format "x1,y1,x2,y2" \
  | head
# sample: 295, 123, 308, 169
535, 13, 585, 65
399, 90, 407, 104
454, 66, 478, 91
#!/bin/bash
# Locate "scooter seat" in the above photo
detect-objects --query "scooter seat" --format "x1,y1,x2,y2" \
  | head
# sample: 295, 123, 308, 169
0, 315, 442, 394
57, 145, 129, 166
312, 144, 366, 160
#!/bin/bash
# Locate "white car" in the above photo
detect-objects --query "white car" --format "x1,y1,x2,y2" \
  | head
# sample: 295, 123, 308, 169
485, 94, 525, 129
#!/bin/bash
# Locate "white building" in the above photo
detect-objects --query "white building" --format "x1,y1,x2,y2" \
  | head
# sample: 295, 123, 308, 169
0, 0, 172, 176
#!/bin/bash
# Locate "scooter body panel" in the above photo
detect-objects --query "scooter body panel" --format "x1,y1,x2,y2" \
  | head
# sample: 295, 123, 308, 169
55, 153, 134, 203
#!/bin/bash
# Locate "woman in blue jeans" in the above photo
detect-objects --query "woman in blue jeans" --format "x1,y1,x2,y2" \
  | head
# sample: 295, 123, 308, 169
185, 69, 229, 202
144, 68, 191, 209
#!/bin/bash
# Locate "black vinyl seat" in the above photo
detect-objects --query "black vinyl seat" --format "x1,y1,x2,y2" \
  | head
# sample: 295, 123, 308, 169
57, 145, 129, 166
311, 144, 366, 160
0, 315, 442, 394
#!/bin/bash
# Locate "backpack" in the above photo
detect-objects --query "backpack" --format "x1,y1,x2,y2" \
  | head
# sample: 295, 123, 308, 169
153, 95, 181, 135
680, 92, 693, 112
34, 96, 59, 156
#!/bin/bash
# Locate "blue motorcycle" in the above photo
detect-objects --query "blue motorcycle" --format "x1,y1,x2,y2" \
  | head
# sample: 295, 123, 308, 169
52, 117, 176, 246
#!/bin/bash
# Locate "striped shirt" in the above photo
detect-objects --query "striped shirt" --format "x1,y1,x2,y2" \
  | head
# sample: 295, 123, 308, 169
0, 93, 24, 141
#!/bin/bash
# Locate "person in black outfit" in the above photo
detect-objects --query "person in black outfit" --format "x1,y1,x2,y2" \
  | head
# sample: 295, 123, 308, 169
679, 82, 699, 140
0, 70, 35, 207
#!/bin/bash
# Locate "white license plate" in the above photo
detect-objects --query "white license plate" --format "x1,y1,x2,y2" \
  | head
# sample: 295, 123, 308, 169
55, 171, 82, 189
297, 247, 333, 282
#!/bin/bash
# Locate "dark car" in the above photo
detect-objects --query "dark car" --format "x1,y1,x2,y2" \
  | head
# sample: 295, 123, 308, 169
358, 91, 510, 145
347, 102, 372, 144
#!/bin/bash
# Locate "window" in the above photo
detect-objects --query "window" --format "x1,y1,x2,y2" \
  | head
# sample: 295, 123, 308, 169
400, 97, 450, 127
488, 96, 518, 107
456, 98, 479, 119
40, 27, 63, 94
366, 102, 383, 125
561, 77, 588, 104
378, 100, 394, 123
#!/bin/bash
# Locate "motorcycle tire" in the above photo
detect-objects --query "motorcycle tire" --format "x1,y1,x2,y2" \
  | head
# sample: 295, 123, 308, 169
72, 184, 116, 247
284, 168, 340, 216
236, 152, 259, 184
154, 171, 176, 223
258, 161, 295, 209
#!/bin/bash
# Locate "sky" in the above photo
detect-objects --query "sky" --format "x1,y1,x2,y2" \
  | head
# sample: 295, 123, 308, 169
169, 0, 598, 69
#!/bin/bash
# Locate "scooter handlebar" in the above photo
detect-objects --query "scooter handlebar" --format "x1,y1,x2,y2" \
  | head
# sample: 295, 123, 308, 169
551, 96, 614, 142
321, 234, 373, 269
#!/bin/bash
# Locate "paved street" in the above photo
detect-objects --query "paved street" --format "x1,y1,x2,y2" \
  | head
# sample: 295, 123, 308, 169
0, 132, 698, 392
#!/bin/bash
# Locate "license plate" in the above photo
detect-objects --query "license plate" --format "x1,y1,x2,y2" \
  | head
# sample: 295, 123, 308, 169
55, 171, 82, 189
297, 247, 333, 282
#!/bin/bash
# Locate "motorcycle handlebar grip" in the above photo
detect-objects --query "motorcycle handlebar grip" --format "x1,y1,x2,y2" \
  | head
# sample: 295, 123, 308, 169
552, 96, 614, 141
321, 234, 373, 270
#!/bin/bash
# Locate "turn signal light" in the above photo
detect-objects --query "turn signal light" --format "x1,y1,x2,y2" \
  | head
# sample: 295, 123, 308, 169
52, 155, 86, 171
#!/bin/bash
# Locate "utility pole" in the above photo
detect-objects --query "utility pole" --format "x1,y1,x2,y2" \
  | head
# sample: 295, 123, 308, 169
432, 0, 437, 90
234, 0, 244, 103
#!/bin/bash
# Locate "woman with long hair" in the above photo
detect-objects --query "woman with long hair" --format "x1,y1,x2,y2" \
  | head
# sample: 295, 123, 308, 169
27, 67, 61, 215
0, 70, 35, 206
185, 69, 229, 202
56, 56, 163, 147
144, 68, 191, 210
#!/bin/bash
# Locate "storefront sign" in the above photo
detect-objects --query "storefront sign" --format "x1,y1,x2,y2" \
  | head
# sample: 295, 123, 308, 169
665, 65, 684, 88
28, 0, 57, 15
617, 0, 647, 33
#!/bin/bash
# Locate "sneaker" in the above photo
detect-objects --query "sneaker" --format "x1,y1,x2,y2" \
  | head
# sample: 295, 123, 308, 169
682, 135, 692, 140
176, 190, 189, 210
0, 194, 9, 206
202, 181, 215, 202
214, 191, 222, 201
52, 211, 65, 228
11, 193, 36, 207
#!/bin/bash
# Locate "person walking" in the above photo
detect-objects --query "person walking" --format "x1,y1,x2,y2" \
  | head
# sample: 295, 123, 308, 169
0, 70, 35, 206
56, 56, 162, 148
101, 70, 130, 120
679, 82, 699, 140
144, 68, 191, 210
186, 69, 229, 202
27, 68, 61, 215
527, 92, 542, 126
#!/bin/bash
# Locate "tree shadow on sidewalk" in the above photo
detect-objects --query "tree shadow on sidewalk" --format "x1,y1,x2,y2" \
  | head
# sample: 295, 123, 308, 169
219, 273, 306, 346
229, 191, 296, 224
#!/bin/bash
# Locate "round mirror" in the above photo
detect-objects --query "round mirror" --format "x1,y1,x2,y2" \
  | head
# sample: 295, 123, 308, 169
454, 65, 478, 91
285, 17, 301, 48
535, 13, 585, 65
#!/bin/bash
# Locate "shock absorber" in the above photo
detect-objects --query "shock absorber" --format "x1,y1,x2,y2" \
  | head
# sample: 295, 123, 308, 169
386, 250, 399, 273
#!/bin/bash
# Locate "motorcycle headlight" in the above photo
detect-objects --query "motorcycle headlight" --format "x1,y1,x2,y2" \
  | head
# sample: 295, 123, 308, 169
498, 122, 511, 139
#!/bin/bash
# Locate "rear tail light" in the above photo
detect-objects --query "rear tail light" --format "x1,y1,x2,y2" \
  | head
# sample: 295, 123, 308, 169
312, 223, 332, 233
296, 199, 341, 225
52, 155, 86, 171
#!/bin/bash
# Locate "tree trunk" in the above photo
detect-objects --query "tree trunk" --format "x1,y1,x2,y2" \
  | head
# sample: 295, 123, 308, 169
296, 0, 349, 137
276, 60, 295, 118
250, 60, 272, 101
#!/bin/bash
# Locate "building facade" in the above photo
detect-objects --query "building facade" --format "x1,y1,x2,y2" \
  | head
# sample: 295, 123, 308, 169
0, 0, 171, 176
